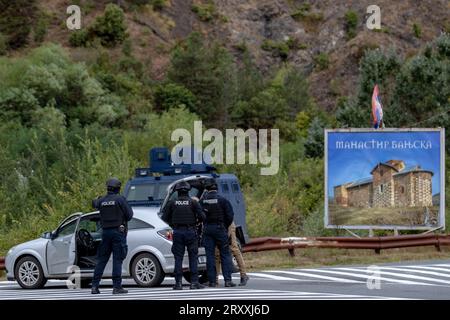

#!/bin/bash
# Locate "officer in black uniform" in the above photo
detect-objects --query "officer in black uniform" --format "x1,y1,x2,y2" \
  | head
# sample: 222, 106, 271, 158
91, 178, 133, 295
161, 181, 206, 290
200, 178, 236, 287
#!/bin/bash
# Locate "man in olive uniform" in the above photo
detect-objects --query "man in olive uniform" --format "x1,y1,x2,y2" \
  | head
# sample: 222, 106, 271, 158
162, 181, 206, 290
91, 178, 133, 295
200, 178, 236, 287
215, 221, 249, 286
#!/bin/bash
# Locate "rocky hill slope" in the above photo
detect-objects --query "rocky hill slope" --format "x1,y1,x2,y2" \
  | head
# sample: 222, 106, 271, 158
6, 0, 450, 110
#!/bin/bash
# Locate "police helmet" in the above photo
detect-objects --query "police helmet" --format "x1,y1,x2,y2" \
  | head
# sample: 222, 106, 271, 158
203, 178, 218, 190
106, 177, 122, 190
175, 181, 191, 192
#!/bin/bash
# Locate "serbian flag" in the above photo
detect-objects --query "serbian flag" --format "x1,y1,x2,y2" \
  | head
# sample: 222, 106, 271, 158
371, 84, 383, 129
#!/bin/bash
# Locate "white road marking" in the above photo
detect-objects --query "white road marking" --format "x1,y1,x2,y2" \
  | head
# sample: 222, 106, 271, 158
266, 270, 364, 283
338, 267, 450, 285
293, 268, 433, 286
246, 272, 307, 281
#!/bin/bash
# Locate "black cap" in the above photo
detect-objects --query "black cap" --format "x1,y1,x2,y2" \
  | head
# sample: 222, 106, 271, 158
106, 177, 122, 189
175, 181, 191, 192
203, 178, 218, 190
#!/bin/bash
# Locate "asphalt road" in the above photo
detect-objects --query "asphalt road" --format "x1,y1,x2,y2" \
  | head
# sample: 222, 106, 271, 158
1, 259, 450, 300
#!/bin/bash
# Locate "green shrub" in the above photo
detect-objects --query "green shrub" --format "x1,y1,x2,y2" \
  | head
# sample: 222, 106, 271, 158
261, 39, 290, 60
413, 23, 422, 38
34, 13, 50, 43
69, 29, 89, 47
90, 4, 127, 47
153, 83, 197, 112
0, 0, 37, 49
344, 10, 358, 39
291, 6, 323, 24
191, 1, 217, 22
313, 52, 330, 70
152, 0, 166, 10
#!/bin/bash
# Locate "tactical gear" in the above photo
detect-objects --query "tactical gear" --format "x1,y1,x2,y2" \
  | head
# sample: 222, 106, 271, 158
170, 195, 198, 226
106, 177, 122, 190
174, 181, 191, 192
203, 178, 218, 190
98, 193, 126, 229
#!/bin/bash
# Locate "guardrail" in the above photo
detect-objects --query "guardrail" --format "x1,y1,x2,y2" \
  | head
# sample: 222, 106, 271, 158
0, 234, 448, 271
242, 234, 450, 256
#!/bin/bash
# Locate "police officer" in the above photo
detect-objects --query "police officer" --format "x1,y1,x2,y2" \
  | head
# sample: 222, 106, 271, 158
161, 181, 206, 290
200, 178, 236, 287
91, 177, 133, 295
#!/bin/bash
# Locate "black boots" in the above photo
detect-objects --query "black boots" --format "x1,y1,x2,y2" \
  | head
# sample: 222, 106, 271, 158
173, 282, 183, 290
190, 282, 205, 289
224, 281, 237, 287
91, 287, 100, 294
113, 287, 128, 294
239, 275, 249, 286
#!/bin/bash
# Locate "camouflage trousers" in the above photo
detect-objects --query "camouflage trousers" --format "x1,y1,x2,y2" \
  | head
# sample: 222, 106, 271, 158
215, 222, 247, 282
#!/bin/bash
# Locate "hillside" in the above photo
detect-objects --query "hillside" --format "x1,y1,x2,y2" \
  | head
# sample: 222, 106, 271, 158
0, 0, 449, 254
10, 0, 450, 110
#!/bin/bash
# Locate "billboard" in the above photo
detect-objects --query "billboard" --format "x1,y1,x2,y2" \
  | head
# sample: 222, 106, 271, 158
324, 128, 445, 230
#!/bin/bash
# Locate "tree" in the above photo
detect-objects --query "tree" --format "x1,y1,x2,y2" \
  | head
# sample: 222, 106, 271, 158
304, 117, 325, 158
231, 87, 288, 129
0, 0, 37, 49
153, 83, 197, 112
168, 32, 236, 126
90, 4, 127, 47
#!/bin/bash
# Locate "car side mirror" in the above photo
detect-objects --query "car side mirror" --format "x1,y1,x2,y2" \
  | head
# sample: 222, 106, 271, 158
41, 231, 54, 239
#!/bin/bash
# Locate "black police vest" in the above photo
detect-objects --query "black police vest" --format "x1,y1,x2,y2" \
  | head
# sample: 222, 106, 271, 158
171, 196, 197, 226
202, 194, 224, 224
98, 194, 125, 229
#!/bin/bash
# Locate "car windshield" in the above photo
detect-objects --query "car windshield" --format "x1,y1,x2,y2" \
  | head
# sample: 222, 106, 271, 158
127, 182, 171, 201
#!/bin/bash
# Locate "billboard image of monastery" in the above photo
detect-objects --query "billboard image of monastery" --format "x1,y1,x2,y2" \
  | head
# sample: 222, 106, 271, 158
325, 129, 444, 229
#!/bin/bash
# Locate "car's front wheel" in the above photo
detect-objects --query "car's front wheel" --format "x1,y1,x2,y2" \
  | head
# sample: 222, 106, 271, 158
14, 256, 47, 289
131, 253, 164, 287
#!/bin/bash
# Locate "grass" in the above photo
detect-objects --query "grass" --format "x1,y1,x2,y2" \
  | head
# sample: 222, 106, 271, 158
329, 204, 439, 226
244, 246, 450, 271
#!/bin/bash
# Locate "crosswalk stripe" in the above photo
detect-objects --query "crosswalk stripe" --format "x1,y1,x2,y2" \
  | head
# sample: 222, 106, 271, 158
292, 268, 432, 286
265, 270, 364, 283
376, 266, 450, 279
401, 265, 450, 273
246, 272, 306, 281
337, 267, 450, 285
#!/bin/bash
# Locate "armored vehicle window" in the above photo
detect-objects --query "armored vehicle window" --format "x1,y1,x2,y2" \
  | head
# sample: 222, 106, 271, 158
221, 183, 230, 193
127, 184, 157, 201
128, 218, 154, 230
231, 183, 240, 193
127, 182, 171, 201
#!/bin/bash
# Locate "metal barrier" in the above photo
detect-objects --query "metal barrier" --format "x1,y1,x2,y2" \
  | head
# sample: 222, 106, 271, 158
0, 234, 448, 270
242, 234, 450, 256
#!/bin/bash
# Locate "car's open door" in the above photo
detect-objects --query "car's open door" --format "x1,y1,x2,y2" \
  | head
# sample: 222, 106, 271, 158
46, 214, 81, 275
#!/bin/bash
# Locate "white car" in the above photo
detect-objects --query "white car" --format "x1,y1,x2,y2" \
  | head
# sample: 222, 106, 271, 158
5, 207, 207, 289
